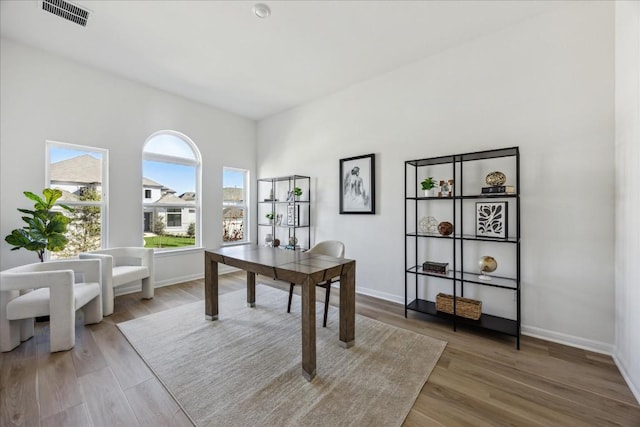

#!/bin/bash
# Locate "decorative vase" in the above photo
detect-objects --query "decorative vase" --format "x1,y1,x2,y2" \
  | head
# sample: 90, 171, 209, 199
424, 189, 436, 197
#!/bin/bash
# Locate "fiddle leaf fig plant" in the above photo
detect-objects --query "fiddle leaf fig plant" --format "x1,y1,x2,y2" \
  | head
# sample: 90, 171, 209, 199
5, 189, 73, 262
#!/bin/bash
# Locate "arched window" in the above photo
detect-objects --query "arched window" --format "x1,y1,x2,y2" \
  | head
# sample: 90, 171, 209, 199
142, 131, 201, 250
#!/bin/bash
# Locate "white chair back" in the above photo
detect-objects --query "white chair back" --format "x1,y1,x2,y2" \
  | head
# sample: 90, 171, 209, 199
306, 240, 345, 259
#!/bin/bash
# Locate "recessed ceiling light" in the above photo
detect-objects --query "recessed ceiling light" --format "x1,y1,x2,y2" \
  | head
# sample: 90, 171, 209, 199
253, 3, 271, 19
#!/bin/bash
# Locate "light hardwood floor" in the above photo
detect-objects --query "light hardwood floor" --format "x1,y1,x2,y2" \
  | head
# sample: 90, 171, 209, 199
1, 271, 639, 426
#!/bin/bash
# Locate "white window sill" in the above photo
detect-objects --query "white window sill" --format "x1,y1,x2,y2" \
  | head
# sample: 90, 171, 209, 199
153, 246, 203, 258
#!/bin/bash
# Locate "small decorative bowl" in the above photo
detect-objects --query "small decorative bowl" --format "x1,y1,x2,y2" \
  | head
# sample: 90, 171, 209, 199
485, 171, 506, 186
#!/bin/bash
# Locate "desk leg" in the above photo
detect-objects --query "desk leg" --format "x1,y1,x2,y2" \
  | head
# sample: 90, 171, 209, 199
339, 261, 355, 348
301, 277, 316, 381
247, 271, 256, 307
204, 253, 218, 321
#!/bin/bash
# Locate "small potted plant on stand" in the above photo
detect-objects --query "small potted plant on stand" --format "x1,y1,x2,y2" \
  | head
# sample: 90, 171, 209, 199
293, 187, 303, 201
265, 212, 275, 224
421, 177, 438, 197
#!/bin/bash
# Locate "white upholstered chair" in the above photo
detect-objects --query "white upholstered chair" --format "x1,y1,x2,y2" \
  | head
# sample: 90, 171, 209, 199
0, 259, 102, 353
287, 240, 345, 327
79, 247, 154, 316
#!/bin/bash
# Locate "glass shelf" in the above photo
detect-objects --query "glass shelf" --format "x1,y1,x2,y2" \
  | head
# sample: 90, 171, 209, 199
406, 266, 517, 290
406, 231, 518, 243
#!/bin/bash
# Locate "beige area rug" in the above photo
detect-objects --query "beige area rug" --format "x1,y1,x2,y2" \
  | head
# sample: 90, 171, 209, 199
117, 285, 446, 427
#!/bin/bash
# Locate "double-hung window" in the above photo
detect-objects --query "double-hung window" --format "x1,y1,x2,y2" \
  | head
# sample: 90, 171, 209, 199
223, 167, 249, 244
143, 131, 201, 250
46, 141, 108, 259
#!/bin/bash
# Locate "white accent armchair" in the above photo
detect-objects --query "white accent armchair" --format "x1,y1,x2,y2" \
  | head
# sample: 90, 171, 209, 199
79, 247, 154, 316
0, 259, 102, 353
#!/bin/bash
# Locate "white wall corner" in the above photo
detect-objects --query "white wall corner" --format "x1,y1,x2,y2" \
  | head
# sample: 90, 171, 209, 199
613, 354, 640, 404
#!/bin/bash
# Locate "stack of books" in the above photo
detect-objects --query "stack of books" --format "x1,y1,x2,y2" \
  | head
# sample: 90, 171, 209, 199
481, 185, 515, 194
422, 261, 449, 275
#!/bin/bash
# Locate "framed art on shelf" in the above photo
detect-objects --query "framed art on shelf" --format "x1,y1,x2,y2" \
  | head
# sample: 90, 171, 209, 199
286, 205, 299, 226
476, 201, 508, 238
339, 153, 375, 214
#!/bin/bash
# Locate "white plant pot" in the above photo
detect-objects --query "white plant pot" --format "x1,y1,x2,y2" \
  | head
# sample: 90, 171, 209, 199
424, 189, 435, 197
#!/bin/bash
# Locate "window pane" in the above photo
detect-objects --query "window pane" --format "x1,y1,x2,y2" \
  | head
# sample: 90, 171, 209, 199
51, 204, 102, 260
144, 134, 196, 160
223, 168, 247, 243
50, 147, 102, 201
223, 207, 245, 242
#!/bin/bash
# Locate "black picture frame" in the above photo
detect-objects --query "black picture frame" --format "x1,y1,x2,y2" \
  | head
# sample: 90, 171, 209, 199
476, 201, 508, 239
340, 153, 375, 214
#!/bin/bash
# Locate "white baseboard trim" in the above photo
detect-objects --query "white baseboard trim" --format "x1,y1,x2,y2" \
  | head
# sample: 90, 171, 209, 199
613, 354, 640, 404
355, 286, 404, 305
113, 267, 239, 297
356, 286, 617, 357
521, 325, 614, 355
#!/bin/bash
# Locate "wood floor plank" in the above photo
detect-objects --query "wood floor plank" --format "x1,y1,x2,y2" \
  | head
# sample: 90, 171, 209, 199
90, 320, 153, 390
71, 321, 108, 378
36, 351, 83, 418
40, 403, 92, 427
78, 366, 139, 427
124, 377, 182, 427
0, 357, 39, 427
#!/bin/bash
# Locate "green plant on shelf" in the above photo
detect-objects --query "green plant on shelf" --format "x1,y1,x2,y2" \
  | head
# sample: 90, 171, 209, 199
265, 212, 275, 220
294, 187, 303, 197
420, 177, 437, 190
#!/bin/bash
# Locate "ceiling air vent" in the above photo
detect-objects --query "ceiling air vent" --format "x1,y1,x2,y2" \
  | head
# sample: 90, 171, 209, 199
40, 0, 89, 27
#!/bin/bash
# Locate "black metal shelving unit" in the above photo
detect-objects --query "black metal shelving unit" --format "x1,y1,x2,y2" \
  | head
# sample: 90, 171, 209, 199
257, 175, 311, 251
404, 147, 521, 349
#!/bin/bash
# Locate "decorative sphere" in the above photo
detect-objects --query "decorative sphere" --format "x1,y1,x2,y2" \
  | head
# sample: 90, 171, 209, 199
288, 236, 298, 246
479, 256, 497, 273
438, 221, 453, 236
485, 171, 506, 186
273, 238, 280, 247
419, 216, 438, 233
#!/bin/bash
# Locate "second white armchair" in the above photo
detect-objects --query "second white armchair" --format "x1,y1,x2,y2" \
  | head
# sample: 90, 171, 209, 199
79, 247, 154, 316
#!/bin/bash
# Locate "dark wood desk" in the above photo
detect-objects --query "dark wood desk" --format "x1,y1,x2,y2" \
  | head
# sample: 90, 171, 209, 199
204, 246, 356, 381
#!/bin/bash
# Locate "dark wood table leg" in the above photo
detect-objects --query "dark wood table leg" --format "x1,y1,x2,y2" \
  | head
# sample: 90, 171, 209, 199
204, 252, 219, 320
339, 261, 355, 348
301, 276, 316, 381
247, 271, 256, 307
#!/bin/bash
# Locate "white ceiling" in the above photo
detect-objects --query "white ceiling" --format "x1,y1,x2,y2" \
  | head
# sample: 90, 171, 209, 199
1, 0, 562, 120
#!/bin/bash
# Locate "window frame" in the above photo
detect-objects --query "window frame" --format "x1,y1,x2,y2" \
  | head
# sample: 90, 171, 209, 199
143, 130, 202, 252
45, 140, 109, 259
222, 167, 250, 245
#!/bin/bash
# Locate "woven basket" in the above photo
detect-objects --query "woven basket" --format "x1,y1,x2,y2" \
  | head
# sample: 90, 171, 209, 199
435, 293, 482, 320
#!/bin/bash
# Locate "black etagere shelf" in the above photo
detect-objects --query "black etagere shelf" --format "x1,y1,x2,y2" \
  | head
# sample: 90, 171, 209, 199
257, 175, 311, 251
404, 147, 521, 349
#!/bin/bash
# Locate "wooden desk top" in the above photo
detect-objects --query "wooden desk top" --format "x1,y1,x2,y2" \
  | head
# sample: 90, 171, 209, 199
205, 246, 354, 284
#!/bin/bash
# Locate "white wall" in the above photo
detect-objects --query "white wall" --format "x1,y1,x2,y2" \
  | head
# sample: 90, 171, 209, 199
258, 3, 616, 351
0, 39, 256, 284
614, 0, 640, 402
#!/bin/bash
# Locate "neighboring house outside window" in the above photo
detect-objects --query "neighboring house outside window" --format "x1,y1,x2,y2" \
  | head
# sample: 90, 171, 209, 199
223, 167, 248, 244
142, 131, 201, 250
47, 141, 108, 259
